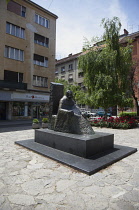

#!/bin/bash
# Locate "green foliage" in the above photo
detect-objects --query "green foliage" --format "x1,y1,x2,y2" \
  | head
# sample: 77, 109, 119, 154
119, 112, 137, 117
118, 93, 133, 112
79, 17, 133, 111
42, 118, 49, 123
32, 119, 39, 124
55, 78, 87, 105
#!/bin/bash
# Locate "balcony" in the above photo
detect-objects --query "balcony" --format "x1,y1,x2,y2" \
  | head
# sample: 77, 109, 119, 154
0, 80, 27, 90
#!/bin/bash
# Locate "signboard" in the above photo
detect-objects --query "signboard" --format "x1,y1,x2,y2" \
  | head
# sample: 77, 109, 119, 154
11, 92, 49, 102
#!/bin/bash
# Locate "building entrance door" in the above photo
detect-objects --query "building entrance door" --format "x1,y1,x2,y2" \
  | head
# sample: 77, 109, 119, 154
0, 102, 6, 120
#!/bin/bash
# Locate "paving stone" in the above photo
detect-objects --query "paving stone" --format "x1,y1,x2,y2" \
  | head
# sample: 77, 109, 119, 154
8, 194, 36, 205
21, 179, 51, 196
0, 127, 139, 209
0, 196, 5, 206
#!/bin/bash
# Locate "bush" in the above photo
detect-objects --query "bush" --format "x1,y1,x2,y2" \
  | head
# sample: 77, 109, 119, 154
90, 116, 138, 129
119, 112, 137, 117
32, 119, 39, 124
42, 118, 49, 123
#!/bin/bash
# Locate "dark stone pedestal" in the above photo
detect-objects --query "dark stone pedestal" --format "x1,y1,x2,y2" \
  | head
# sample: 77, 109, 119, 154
35, 129, 114, 158
15, 128, 137, 175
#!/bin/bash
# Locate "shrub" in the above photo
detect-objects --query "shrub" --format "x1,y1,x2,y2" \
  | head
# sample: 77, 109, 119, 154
42, 118, 49, 123
90, 116, 138, 129
119, 112, 137, 117
33, 119, 39, 124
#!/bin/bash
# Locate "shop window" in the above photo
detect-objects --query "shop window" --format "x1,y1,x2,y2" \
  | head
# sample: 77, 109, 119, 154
4, 70, 23, 83
34, 33, 49, 48
34, 54, 48, 67
12, 102, 25, 116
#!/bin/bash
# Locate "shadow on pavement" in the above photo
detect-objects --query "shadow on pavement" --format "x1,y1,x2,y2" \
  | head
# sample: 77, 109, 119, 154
0, 125, 32, 133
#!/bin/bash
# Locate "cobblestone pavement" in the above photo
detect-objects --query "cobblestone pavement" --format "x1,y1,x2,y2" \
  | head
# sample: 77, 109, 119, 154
0, 126, 139, 210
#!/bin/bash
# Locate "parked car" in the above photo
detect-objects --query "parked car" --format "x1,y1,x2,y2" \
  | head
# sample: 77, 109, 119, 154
82, 111, 91, 118
89, 112, 97, 117
97, 111, 112, 117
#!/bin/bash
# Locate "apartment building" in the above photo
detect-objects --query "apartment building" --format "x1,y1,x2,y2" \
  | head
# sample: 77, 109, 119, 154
0, 0, 58, 120
56, 30, 139, 113
120, 30, 139, 112
55, 52, 83, 86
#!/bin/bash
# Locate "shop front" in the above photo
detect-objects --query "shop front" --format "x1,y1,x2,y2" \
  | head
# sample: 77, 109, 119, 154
0, 102, 6, 120
0, 90, 50, 120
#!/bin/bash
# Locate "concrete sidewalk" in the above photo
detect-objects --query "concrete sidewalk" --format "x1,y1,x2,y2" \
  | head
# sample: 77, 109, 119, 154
0, 126, 139, 209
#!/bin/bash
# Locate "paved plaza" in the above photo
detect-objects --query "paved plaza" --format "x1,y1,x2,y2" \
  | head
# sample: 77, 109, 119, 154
0, 125, 139, 210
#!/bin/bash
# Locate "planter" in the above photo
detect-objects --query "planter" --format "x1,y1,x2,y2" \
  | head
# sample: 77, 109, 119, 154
32, 123, 40, 129
42, 122, 49, 128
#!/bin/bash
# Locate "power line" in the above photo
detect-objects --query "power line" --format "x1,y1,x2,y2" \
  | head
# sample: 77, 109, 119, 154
48, 0, 54, 9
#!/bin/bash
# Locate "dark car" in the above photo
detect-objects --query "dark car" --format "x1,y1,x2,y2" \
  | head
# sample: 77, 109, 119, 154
97, 111, 112, 117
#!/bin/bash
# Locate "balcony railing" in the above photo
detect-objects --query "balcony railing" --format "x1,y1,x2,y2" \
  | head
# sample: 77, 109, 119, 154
0, 80, 27, 90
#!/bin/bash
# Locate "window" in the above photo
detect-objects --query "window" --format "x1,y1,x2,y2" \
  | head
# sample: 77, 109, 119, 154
68, 64, 73, 70
61, 76, 65, 80
6, 22, 25, 39
78, 72, 84, 78
7, 1, 26, 17
34, 33, 49, 48
33, 75, 48, 87
132, 42, 137, 55
21, 6, 26, 17
61, 66, 65, 73
5, 46, 24, 61
34, 54, 48, 67
4, 70, 23, 83
68, 74, 73, 82
35, 14, 49, 28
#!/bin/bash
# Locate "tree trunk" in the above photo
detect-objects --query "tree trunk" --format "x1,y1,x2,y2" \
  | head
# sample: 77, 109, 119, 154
135, 98, 139, 116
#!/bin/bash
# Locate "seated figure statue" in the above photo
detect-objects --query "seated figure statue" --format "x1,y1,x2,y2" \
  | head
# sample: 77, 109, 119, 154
53, 90, 95, 135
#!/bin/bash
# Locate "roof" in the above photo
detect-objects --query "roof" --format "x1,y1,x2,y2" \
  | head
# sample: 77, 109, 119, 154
56, 30, 139, 66
56, 52, 82, 65
119, 31, 139, 44
25, 0, 58, 19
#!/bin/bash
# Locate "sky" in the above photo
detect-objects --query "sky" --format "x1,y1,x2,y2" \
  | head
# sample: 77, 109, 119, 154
32, 0, 139, 59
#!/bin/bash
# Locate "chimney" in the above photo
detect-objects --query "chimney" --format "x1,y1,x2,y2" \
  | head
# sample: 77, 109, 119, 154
68, 53, 72, 57
124, 29, 129, 35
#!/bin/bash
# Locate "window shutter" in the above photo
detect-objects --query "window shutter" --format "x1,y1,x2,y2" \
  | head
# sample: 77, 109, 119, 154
7, 1, 21, 16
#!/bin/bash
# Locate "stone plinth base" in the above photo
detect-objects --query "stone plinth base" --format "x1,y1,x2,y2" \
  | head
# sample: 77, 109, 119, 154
35, 129, 114, 158
15, 139, 137, 175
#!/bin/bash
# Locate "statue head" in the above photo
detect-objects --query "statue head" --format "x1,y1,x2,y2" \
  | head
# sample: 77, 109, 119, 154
66, 90, 73, 99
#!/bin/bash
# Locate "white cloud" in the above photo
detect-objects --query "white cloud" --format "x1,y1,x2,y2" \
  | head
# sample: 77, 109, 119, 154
108, 0, 128, 33
32, 0, 130, 59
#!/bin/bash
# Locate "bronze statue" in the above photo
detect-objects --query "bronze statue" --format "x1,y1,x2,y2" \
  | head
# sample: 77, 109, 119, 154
53, 90, 95, 135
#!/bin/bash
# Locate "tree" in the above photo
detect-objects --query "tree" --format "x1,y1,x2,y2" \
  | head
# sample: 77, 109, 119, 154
55, 78, 87, 105
79, 17, 133, 115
